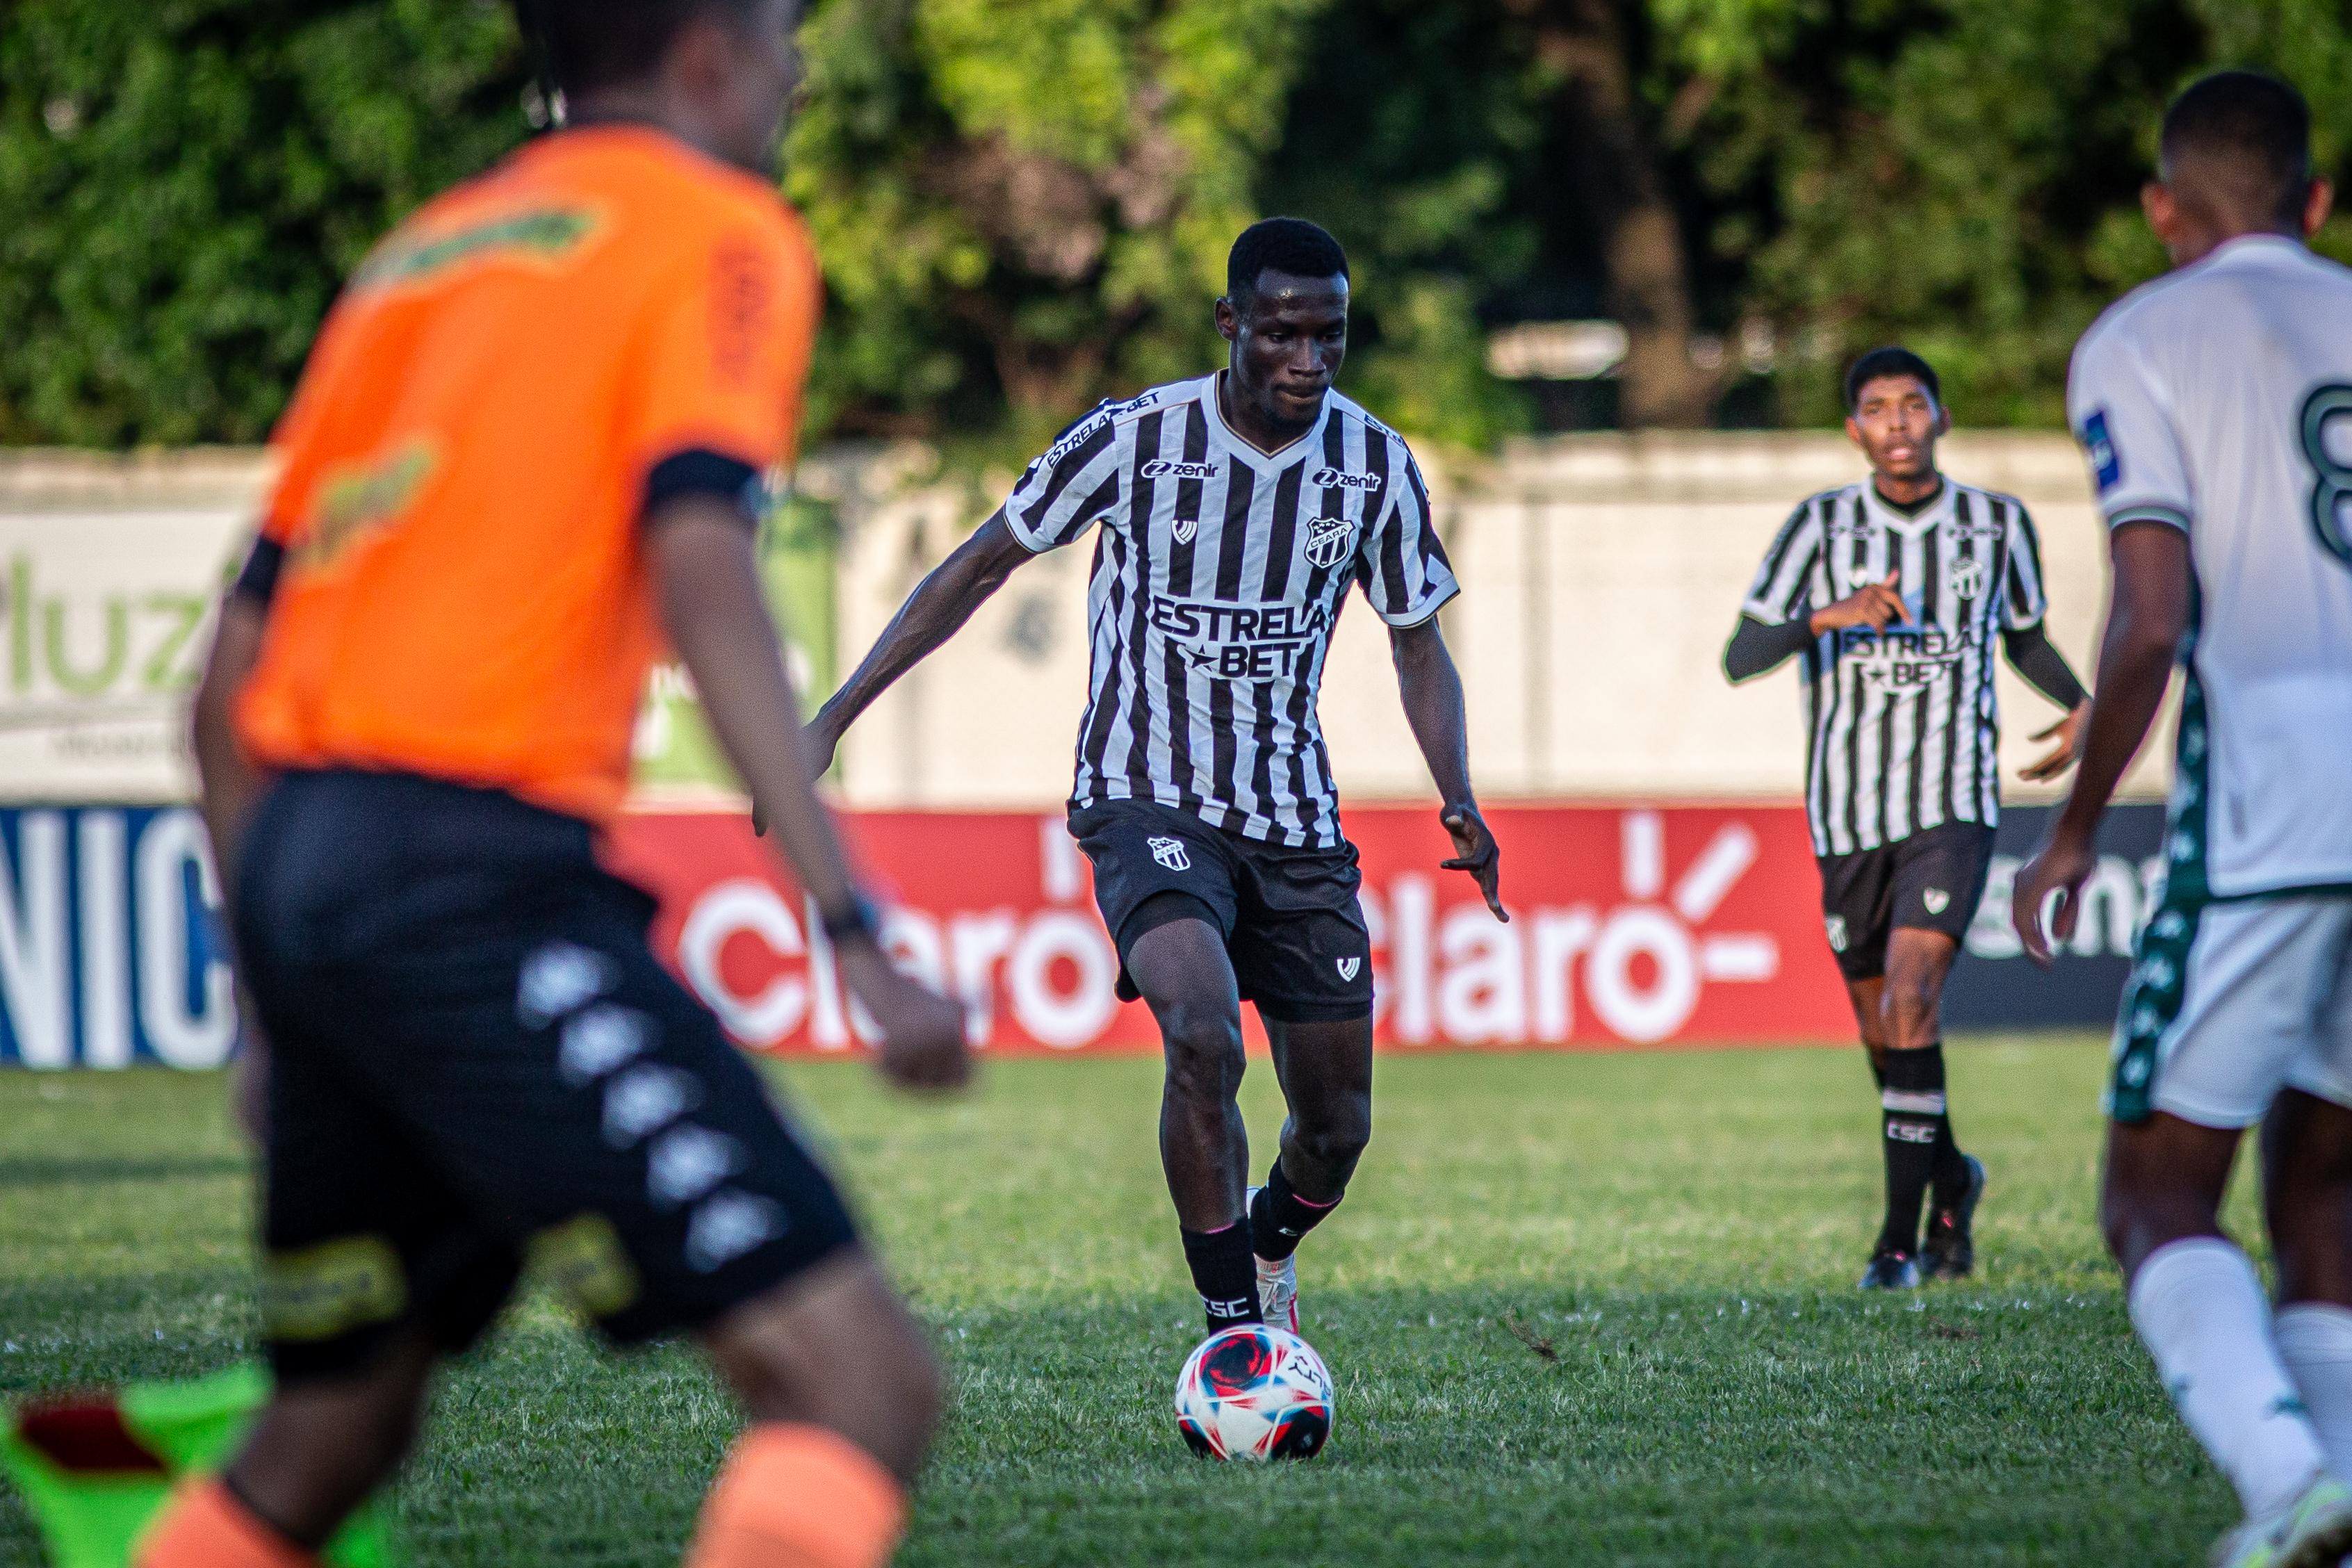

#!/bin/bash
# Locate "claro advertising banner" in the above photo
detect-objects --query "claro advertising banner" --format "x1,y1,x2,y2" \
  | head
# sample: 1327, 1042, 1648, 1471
0, 801, 2171, 1067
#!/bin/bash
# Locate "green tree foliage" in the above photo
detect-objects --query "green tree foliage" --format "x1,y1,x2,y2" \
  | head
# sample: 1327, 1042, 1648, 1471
785, 0, 1335, 453
0, 0, 528, 446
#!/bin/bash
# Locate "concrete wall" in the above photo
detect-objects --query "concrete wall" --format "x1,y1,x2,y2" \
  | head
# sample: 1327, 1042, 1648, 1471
815, 431, 2173, 811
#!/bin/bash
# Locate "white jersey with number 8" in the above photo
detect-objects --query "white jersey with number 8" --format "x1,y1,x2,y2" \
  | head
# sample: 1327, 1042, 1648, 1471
2067, 234, 2352, 899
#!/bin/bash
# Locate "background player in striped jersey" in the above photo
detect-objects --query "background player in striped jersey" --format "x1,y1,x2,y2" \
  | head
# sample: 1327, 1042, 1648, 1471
2016, 70, 2352, 1568
800, 218, 1507, 1335
1723, 348, 2092, 1290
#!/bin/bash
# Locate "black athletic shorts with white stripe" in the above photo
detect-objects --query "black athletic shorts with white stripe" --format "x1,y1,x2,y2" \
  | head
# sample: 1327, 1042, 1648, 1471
1071, 799, 1373, 1023
236, 769, 856, 1382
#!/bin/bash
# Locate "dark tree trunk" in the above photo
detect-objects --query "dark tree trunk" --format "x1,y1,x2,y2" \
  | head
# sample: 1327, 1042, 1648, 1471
1509, 0, 1717, 428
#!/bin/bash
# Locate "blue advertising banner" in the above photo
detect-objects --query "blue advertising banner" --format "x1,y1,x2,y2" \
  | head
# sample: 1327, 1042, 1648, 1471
1943, 801, 2169, 1030
0, 806, 237, 1068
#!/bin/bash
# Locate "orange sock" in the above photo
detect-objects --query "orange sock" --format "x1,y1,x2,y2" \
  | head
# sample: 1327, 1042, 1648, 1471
683, 1424, 908, 1568
133, 1478, 317, 1568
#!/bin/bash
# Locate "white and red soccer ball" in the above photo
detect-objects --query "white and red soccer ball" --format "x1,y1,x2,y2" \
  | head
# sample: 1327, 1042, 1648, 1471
1173, 1323, 1334, 1460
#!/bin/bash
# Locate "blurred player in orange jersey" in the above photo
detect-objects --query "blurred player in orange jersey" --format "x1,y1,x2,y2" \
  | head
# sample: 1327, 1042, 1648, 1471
145, 3, 967, 1567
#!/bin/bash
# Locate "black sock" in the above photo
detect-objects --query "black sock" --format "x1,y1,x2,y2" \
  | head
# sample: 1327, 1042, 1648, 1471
1879, 1046, 1946, 1256
1920, 1043, 1972, 1209
1250, 1159, 1343, 1263
1181, 1220, 1261, 1330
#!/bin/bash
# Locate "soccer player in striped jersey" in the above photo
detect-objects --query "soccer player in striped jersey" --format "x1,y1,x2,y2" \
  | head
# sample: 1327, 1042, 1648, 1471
805, 218, 1507, 1336
2015, 71, 2352, 1568
1723, 348, 2092, 1290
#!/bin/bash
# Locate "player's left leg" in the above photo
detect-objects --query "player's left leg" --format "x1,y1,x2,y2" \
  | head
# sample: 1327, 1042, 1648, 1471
1252, 1015, 1374, 1330
1881, 824, 1996, 1281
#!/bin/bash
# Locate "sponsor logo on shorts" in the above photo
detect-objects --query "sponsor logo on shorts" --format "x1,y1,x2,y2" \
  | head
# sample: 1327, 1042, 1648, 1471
1149, 835, 1191, 872
1824, 913, 1848, 953
262, 1236, 408, 1343
1142, 459, 1218, 482
518, 940, 615, 1028
601, 1064, 699, 1148
1305, 514, 1355, 569
1336, 956, 1362, 981
1922, 888, 1950, 914
1945, 559, 1984, 600
527, 1211, 639, 1318
646, 1124, 746, 1209
685, 1189, 787, 1274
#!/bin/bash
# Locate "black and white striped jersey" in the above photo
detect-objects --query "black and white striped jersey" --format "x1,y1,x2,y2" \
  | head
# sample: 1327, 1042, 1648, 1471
1740, 479, 2051, 857
1002, 373, 1460, 848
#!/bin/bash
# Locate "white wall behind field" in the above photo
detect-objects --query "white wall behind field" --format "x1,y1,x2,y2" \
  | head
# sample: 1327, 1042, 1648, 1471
817, 430, 2173, 811
0, 433, 2172, 808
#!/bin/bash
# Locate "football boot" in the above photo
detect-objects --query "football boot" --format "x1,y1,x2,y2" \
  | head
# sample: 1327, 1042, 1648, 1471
2210, 1471, 2352, 1568
1859, 1249, 1924, 1290
1923, 1154, 1986, 1281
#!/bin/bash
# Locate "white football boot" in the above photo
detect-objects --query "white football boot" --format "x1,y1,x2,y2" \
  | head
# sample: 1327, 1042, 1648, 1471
2210, 1471, 2352, 1568
1247, 1186, 1300, 1332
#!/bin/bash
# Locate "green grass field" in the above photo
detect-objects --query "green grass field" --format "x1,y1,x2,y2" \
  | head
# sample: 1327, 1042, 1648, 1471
0, 1038, 2270, 1565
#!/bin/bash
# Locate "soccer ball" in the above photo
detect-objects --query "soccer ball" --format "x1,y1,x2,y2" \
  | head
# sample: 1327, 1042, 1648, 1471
1173, 1322, 1334, 1460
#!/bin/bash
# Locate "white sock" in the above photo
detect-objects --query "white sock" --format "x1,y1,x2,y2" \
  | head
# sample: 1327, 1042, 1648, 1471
2130, 1239, 2326, 1517
2276, 1302, 2352, 1481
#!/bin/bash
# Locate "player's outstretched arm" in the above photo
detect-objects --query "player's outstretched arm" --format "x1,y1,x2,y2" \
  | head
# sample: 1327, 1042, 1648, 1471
803, 509, 1035, 777
1390, 618, 1505, 922
650, 494, 968, 1088
2011, 522, 2191, 962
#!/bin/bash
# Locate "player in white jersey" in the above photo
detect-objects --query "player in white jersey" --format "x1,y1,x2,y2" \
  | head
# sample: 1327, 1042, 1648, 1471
1726, 347, 2091, 1291
798, 219, 1507, 1336
2014, 71, 2352, 1568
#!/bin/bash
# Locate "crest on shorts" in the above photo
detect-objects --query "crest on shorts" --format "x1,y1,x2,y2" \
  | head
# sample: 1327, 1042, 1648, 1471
1922, 888, 1950, 914
1149, 835, 1191, 872
1304, 515, 1354, 569
1335, 956, 1362, 981
1824, 913, 1848, 952
1946, 558, 1985, 599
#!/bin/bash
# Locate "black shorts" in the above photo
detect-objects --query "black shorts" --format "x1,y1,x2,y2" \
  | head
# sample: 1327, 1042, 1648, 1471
235, 769, 858, 1383
1816, 820, 1996, 981
1069, 799, 1373, 1024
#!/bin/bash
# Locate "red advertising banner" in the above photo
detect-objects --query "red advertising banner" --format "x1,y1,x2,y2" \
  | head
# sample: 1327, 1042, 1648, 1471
603, 803, 1853, 1057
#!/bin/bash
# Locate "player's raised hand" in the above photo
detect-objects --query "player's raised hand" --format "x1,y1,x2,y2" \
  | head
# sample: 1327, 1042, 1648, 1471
2018, 699, 2092, 782
1439, 802, 1507, 922
837, 940, 970, 1090
2009, 829, 2096, 965
1807, 570, 1906, 635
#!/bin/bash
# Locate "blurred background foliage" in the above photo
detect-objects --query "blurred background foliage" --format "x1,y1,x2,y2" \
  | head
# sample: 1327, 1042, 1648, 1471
1, 0, 2348, 450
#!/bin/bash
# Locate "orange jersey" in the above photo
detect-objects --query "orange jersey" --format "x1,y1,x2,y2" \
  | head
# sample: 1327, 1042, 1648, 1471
234, 125, 819, 824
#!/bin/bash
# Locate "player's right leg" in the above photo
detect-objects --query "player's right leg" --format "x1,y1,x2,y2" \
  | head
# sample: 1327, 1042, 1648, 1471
1820, 840, 1922, 1289
2105, 896, 2352, 1566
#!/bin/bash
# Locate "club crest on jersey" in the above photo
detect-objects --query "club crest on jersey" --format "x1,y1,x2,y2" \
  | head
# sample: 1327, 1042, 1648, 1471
1946, 557, 1985, 599
1304, 515, 1355, 569
1149, 836, 1191, 872
1310, 467, 1382, 493
1335, 956, 1362, 981
1171, 516, 1199, 545
1142, 459, 1218, 482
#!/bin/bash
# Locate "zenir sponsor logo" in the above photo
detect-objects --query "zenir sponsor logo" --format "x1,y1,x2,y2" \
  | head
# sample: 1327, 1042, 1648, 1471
1311, 467, 1382, 492
1142, 459, 1218, 481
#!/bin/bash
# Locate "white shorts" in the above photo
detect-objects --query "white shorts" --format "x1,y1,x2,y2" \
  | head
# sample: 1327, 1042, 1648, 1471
2108, 895, 2352, 1129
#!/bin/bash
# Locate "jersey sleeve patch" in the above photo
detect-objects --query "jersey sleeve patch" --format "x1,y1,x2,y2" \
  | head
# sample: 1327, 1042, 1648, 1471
2081, 409, 2122, 492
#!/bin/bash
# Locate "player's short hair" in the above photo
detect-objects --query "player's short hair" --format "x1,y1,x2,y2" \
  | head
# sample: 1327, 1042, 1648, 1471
2159, 70, 2312, 228
517, 0, 774, 97
1226, 219, 1350, 307
1844, 348, 1941, 414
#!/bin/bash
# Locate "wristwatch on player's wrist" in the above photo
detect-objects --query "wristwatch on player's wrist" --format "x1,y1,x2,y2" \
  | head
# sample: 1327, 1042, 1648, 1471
819, 892, 881, 946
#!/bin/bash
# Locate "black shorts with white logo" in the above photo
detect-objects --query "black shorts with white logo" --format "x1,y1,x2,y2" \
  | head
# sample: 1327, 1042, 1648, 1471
1815, 820, 1996, 981
1069, 799, 1373, 1023
235, 770, 858, 1383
